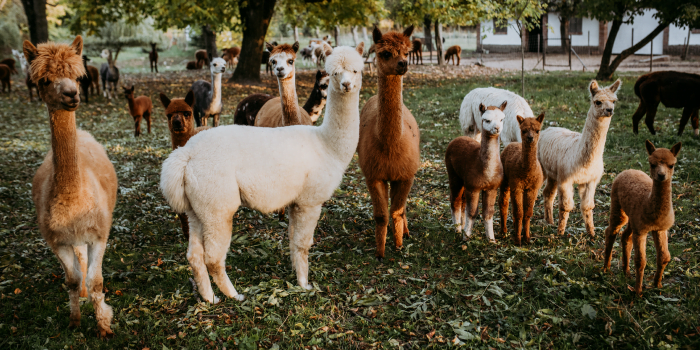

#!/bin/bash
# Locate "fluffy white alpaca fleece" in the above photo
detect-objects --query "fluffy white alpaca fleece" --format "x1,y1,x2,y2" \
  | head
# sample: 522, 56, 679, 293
459, 87, 535, 146
160, 43, 365, 303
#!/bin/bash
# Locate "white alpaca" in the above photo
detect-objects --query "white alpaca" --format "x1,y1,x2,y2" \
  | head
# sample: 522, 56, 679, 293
12, 49, 28, 76
160, 43, 365, 303
459, 87, 535, 146
191, 57, 226, 127
538, 79, 622, 237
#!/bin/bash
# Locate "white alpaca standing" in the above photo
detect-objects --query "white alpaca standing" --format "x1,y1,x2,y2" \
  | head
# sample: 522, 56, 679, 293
538, 79, 622, 237
459, 87, 535, 146
160, 43, 365, 303
191, 57, 226, 127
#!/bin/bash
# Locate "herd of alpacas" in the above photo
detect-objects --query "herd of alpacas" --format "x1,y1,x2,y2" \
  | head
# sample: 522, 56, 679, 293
9, 27, 691, 337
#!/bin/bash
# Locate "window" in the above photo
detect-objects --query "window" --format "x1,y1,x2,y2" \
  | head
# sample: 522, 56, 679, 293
569, 18, 583, 35
494, 19, 508, 35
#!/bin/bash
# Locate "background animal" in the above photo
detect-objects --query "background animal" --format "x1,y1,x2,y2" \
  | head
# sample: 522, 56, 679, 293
122, 85, 152, 137
222, 46, 240, 68
192, 57, 226, 127
302, 70, 330, 123
409, 39, 423, 65
0, 58, 18, 75
631, 71, 700, 137
602, 141, 681, 295
77, 55, 93, 103
84, 57, 100, 96
149, 43, 158, 73
232, 94, 275, 126
445, 45, 462, 65
459, 87, 535, 146
195, 49, 209, 69
99, 49, 119, 99
185, 61, 199, 70
538, 79, 621, 237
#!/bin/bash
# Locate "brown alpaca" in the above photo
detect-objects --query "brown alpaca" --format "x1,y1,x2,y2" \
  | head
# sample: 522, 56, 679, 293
185, 61, 199, 70
195, 49, 209, 69
160, 90, 210, 239
122, 85, 153, 137
24, 36, 117, 338
0, 64, 10, 93
499, 113, 545, 246
632, 71, 700, 137
446, 103, 506, 242
86, 64, 100, 95
26, 72, 38, 101
358, 26, 421, 260
0, 58, 18, 74
445, 45, 462, 65
149, 43, 158, 73
603, 141, 681, 296
409, 39, 422, 65
222, 46, 240, 68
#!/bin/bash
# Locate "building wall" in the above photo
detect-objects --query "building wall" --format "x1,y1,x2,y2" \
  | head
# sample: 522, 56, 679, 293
610, 9, 664, 55
546, 13, 599, 47
668, 24, 700, 46
480, 20, 521, 46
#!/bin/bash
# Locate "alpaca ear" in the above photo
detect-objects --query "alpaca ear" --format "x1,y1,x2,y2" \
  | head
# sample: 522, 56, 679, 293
23, 40, 38, 65
670, 142, 682, 157
373, 25, 383, 44
71, 36, 83, 56
265, 42, 274, 52
479, 103, 486, 114
185, 90, 195, 107
356, 42, 365, 56
499, 101, 507, 112
536, 112, 545, 124
324, 44, 333, 57
159, 93, 171, 108
589, 80, 600, 97
131, 85, 135, 91
292, 41, 300, 53
316, 70, 322, 79
516, 115, 525, 125
403, 25, 415, 38
608, 79, 622, 93
645, 140, 656, 156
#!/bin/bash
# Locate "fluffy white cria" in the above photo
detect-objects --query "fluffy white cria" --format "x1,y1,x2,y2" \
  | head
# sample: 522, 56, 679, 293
459, 87, 535, 146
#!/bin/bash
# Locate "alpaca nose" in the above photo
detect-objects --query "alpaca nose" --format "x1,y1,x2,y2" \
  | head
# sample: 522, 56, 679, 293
527, 136, 534, 142
63, 90, 77, 99
277, 66, 284, 72
606, 108, 613, 114
657, 173, 666, 181
398, 60, 407, 68
342, 81, 351, 91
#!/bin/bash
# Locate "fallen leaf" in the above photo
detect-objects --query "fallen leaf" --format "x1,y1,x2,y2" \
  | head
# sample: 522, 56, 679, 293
14, 288, 21, 295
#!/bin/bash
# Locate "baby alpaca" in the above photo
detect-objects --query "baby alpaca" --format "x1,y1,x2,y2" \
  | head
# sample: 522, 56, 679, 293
122, 85, 153, 137
538, 79, 621, 237
459, 87, 535, 146
602, 141, 681, 296
444, 45, 462, 65
499, 113, 545, 246
446, 103, 506, 242
192, 57, 226, 127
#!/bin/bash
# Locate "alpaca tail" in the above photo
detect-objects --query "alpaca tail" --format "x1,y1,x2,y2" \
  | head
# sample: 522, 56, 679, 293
634, 75, 648, 98
160, 146, 192, 213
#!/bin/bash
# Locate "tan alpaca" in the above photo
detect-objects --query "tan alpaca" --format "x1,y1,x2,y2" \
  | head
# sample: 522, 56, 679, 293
255, 42, 313, 127
499, 113, 545, 246
602, 141, 681, 296
446, 103, 505, 242
358, 26, 421, 260
160, 90, 210, 238
25, 36, 117, 338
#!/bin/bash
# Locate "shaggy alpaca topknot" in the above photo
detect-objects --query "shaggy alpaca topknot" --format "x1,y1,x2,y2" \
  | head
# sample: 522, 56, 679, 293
270, 42, 300, 58
26, 39, 85, 84
373, 29, 412, 55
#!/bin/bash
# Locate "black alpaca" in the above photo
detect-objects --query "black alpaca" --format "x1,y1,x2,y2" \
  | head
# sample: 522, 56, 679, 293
77, 55, 93, 103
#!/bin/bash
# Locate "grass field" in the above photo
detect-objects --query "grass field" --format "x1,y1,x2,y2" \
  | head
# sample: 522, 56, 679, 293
0, 66, 699, 349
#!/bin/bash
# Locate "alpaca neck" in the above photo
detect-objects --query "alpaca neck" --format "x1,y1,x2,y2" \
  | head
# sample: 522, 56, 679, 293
171, 130, 195, 150
522, 140, 539, 172
49, 109, 81, 196
277, 74, 301, 126
645, 179, 673, 221
318, 85, 360, 162
480, 130, 501, 175
210, 71, 222, 105
126, 95, 136, 115
576, 108, 611, 167
377, 74, 404, 140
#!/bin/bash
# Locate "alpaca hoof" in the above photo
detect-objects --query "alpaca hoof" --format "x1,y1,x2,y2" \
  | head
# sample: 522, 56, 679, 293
301, 283, 313, 290
97, 325, 114, 339
232, 294, 245, 301
69, 319, 81, 328
212, 295, 221, 304
488, 239, 496, 244
376, 256, 384, 263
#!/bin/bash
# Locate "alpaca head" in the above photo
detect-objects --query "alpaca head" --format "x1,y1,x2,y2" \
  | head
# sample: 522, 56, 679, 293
478, 102, 507, 136
267, 42, 299, 79
372, 25, 414, 75
210, 57, 226, 75
316, 70, 330, 98
161, 90, 196, 134
324, 43, 364, 94
517, 113, 545, 145
645, 140, 681, 182
122, 85, 135, 100
100, 49, 111, 60
589, 79, 621, 118
23, 36, 85, 111
151, 43, 157, 50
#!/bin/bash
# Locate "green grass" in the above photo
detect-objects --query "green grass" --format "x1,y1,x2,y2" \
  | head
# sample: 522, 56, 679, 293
1, 69, 699, 349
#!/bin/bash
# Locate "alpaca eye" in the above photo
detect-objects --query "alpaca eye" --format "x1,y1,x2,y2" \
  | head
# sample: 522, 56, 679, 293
288, 60, 294, 65
595, 101, 602, 106
354, 70, 357, 73
271, 60, 277, 65
535, 130, 539, 134
41, 78, 52, 86
668, 164, 674, 169
183, 112, 191, 117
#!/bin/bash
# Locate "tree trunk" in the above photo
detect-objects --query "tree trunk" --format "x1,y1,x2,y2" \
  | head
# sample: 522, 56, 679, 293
351, 26, 359, 45
230, 0, 277, 84
435, 20, 444, 65
362, 27, 369, 43
559, 16, 570, 53
520, 22, 525, 96
293, 25, 299, 42
202, 25, 217, 63
596, 19, 668, 80
21, 0, 49, 44
423, 15, 433, 63
334, 25, 340, 47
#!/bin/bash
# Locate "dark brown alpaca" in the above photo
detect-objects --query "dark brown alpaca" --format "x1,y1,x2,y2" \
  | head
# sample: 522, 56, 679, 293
122, 85, 153, 137
26, 73, 37, 101
358, 26, 421, 260
149, 43, 158, 73
409, 39, 422, 65
77, 55, 93, 103
445, 45, 462, 65
222, 46, 240, 68
603, 141, 681, 295
233, 93, 275, 125
86, 63, 100, 95
0, 64, 10, 93
0, 58, 18, 74
632, 71, 700, 137
185, 61, 199, 70
499, 113, 545, 246
160, 90, 210, 239
195, 49, 209, 69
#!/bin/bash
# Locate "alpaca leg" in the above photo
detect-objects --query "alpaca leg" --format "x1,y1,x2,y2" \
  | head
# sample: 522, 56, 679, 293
522, 188, 538, 244
213, 113, 220, 127
631, 101, 646, 135
678, 107, 694, 136
651, 230, 671, 289
52, 244, 83, 328
202, 217, 244, 301
145, 111, 152, 134
134, 116, 141, 137
543, 177, 557, 225
368, 180, 389, 259
511, 189, 524, 246
632, 232, 648, 295
498, 180, 510, 236
482, 189, 498, 242
288, 205, 322, 289
556, 183, 574, 236
691, 109, 699, 137
86, 241, 114, 338
178, 212, 190, 239
462, 191, 480, 240
448, 167, 466, 232
579, 181, 597, 237
620, 226, 634, 278
389, 179, 414, 250
185, 212, 218, 303
73, 245, 88, 297
602, 198, 628, 272
644, 102, 659, 135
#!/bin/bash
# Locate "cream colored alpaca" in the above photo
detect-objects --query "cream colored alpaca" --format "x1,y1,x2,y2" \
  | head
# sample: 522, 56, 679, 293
255, 42, 312, 127
538, 79, 621, 237
160, 44, 365, 303
25, 37, 117, 338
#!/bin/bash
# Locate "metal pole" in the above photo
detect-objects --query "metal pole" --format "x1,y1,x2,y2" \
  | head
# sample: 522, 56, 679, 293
588, 31, 590, 56
543, 36, 546, 69
650, 38, 653, 72
631, 28, 634, 47
569, 36, 572, 70
537, 34, 540, 69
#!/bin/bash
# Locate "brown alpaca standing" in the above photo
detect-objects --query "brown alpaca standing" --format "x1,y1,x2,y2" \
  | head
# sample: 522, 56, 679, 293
87, 63, 100, 95
0, 58, 18, 74
24, 36, 117, 338
409, 38, 423, 65
499, 113, 545, 246
603, 141, 681, 296
122, 85, 153, 137
222, 46, 241, 68
0, 64, 11, 93
358, 26, 421, 260
160, 90, 210, 239
195, 49, 209, 69
631, 71, 700, 136
149, 43, 159, 73
445, 45, 462, 66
